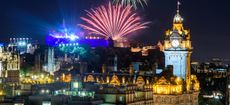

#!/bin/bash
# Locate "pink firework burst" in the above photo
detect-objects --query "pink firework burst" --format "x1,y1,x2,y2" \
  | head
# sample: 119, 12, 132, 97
79, 2, 149, 41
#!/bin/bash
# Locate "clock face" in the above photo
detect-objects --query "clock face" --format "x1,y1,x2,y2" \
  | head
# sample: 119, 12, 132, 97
171, 40, 179, 47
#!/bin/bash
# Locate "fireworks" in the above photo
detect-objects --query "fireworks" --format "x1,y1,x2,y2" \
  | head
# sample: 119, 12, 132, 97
79, 3, 149, 41
114, 0, 148, 9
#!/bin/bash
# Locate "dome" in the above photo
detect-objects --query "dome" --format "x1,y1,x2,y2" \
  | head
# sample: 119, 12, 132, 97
173, 13, 183, 23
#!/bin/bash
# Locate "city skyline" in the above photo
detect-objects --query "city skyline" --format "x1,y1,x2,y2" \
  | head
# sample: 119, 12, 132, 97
0, 1, 228, 105
0, 0, 229, 61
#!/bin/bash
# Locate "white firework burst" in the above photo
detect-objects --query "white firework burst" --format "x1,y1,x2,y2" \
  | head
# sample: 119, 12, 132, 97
114, 0, 148, 9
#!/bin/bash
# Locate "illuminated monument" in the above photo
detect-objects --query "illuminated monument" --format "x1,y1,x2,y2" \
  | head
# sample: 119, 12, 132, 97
152, 2, 200, 105
163, 2, 191, 80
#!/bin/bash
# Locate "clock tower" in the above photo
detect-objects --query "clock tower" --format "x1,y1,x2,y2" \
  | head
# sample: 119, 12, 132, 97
163, 2, 192, 90
152, 3, 199, 104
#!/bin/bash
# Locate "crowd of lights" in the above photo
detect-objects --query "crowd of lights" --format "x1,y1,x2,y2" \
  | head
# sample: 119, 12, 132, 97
79, 2, 149, 41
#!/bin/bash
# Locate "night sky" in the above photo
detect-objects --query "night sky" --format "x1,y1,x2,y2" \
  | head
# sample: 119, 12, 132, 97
0, 0, 230, 62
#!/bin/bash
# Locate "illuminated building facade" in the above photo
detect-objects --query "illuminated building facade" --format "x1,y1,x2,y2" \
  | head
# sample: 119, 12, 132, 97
0, 44, 20, 78
9, 38, 38, 54
152, 74, 200, 105
83, 72, 154, 105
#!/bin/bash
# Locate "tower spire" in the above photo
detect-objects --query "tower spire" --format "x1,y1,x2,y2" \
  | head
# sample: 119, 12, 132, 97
177, 1, 181, 14
173, 0, 183, 24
